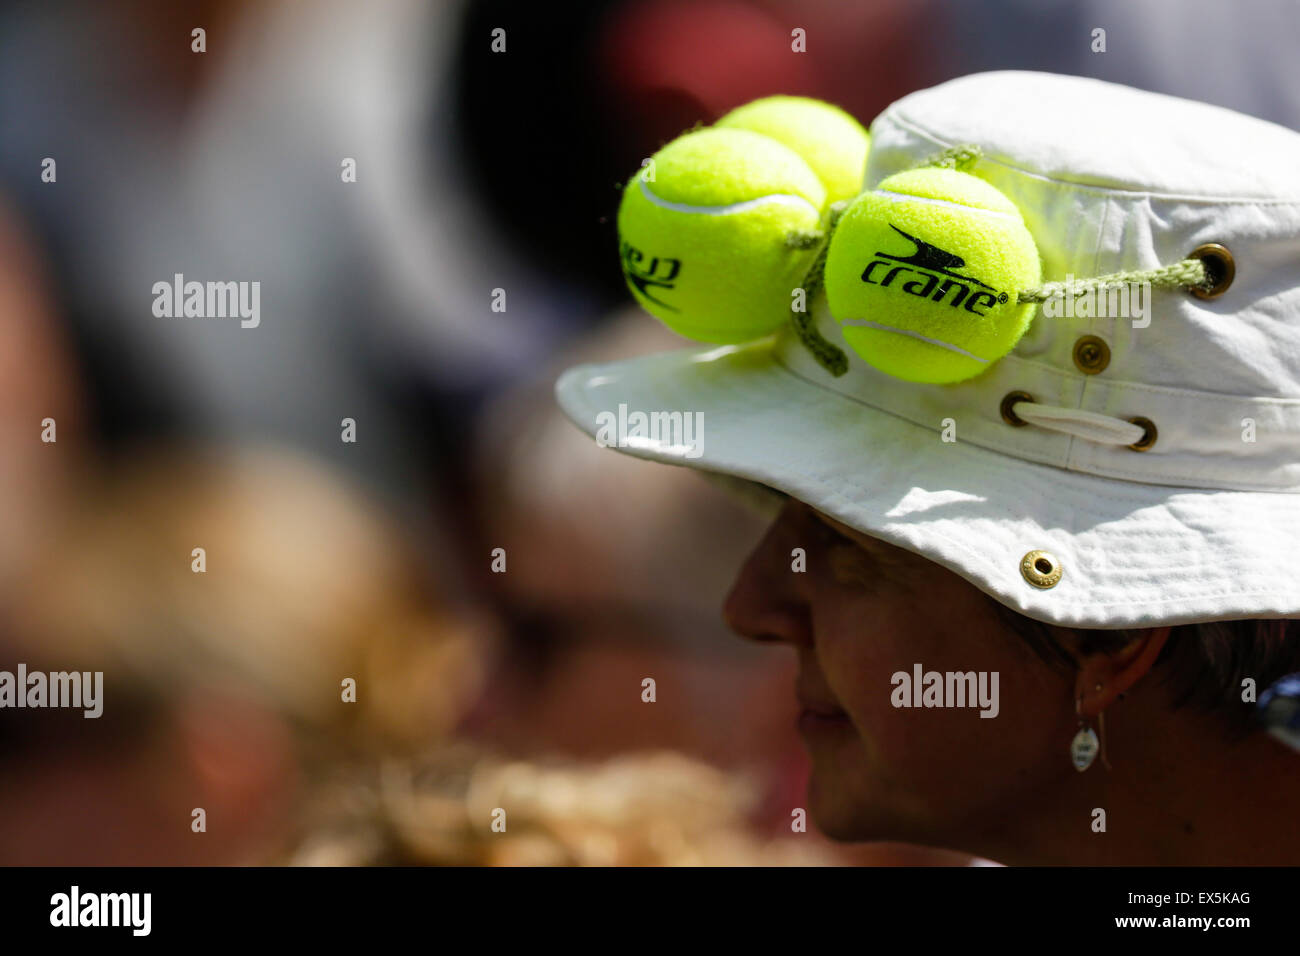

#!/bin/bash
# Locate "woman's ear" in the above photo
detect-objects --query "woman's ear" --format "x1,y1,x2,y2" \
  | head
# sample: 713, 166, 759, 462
1073, 626, 1171, 716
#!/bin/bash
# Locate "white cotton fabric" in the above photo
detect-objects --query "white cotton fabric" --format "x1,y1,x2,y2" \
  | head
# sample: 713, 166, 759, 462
556, 71, 1300, 628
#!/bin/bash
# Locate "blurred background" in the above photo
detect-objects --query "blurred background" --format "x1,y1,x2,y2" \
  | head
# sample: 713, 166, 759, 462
0, 0, 1296, 865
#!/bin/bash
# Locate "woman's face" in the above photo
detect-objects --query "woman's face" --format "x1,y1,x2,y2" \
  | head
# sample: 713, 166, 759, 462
723, 499, 1076, 848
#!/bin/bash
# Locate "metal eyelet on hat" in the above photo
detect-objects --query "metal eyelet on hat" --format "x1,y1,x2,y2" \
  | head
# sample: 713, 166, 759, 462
1188, 243, 1235, 300
1072, 335, 1110, 374
1126, 416, 1158, 452
1000, 391, 1034, 427
1021, 550, 1062, 589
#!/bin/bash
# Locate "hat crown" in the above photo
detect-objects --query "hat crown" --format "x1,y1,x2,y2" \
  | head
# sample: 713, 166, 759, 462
869, 70, 1300, 201
849, 70, 1300, 492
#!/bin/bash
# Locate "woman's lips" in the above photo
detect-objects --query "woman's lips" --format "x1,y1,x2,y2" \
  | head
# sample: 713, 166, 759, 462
797, 700, 851, 734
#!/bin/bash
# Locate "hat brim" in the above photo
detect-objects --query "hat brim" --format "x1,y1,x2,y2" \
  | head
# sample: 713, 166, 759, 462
556, 337, 1300, 629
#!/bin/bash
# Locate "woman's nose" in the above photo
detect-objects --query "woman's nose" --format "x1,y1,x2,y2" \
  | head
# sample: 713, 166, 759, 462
722, 500, 814, 648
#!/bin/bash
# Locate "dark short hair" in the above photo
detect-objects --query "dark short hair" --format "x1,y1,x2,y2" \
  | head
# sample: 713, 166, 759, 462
988, 601, 1299, 738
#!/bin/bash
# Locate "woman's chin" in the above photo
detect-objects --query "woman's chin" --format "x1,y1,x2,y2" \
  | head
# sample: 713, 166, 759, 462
806, 763, 888, 843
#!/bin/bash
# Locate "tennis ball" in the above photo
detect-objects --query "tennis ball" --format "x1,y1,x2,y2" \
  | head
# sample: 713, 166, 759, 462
823, 167, 1041, 384
618, 126, 827, 343
716, 96, 870, 204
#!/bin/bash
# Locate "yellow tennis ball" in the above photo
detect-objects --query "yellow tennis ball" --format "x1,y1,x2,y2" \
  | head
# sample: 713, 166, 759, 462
618, 127, 826, 343
716, 95, 870, 205
823, 167, 1041, 384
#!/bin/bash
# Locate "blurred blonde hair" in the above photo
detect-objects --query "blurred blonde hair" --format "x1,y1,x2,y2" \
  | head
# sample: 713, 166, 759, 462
287, 747, 831, 867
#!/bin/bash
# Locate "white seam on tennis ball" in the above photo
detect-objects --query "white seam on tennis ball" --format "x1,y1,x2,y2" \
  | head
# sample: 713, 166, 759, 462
872, 189, 1019, 220
840, 318, 991, 363
639, 177, 820, 217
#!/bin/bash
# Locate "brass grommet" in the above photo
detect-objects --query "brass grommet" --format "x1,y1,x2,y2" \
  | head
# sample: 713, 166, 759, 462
1188, 243, 1235, 300
1126, 416, 1157, 452
1072, 335, 1111, 374
1000, 390, 1034, 427
1021, 550, 1063, 589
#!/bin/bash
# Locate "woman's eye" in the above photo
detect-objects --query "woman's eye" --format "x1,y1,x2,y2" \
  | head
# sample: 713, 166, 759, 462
827, 541, 880, 590
812, 517, 851, 546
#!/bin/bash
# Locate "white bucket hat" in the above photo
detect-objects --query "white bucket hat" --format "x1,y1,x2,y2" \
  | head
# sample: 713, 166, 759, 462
555, 71, 1300, 630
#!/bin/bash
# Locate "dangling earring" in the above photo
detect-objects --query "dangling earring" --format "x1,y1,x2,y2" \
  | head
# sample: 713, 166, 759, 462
1070, 696, 1100, 771
1071, 684, 1111, 772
